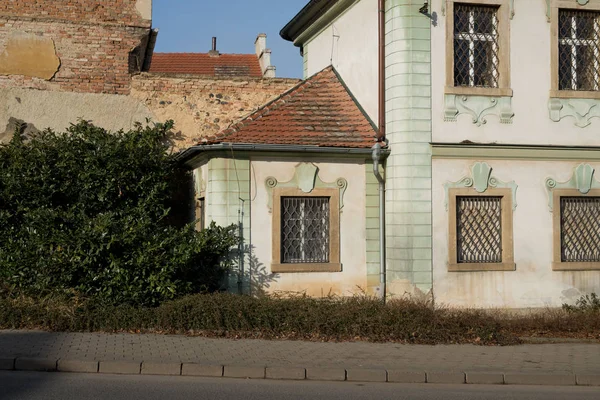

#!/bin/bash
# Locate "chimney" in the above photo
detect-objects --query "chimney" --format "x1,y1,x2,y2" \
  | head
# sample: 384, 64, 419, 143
255, 33, 276, 78
208, 36, 220, 57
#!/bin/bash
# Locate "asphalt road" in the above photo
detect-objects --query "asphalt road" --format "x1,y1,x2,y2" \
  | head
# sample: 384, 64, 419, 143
1, 372, 600, 400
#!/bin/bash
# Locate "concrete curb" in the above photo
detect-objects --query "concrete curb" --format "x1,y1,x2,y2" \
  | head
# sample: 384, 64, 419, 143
5, 357, 600, 386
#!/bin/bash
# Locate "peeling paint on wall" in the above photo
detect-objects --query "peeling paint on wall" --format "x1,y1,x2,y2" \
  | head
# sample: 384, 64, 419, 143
135, 0, 152, 21
0, 32, 60, 80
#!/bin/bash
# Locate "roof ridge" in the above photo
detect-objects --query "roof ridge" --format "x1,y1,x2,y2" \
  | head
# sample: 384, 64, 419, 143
197, 65, 376, 149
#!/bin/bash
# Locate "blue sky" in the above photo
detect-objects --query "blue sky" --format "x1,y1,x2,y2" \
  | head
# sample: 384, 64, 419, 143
152, 0, 308, 78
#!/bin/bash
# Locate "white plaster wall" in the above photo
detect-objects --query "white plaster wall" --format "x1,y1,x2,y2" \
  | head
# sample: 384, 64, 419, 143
303, 0, 378, 121
0, 87, 154, 134
430, 0, 600, 146
250, 159, 368, 296
433, 158, 600, 308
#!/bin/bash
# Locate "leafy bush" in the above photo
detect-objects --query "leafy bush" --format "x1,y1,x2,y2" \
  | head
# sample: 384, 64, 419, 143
0, 121, 237, 306
563, 293, 600, 313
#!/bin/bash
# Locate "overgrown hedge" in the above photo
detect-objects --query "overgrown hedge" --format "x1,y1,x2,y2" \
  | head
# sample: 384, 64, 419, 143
3, 291, 599, 345
0, 121, 237, 306
0, 292, 518, 345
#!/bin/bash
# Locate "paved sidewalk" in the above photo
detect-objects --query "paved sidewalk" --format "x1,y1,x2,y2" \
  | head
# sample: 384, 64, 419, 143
1, 330, 600, 385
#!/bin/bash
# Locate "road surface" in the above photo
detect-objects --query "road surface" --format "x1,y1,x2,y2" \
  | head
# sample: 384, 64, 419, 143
1, 371, 599, 400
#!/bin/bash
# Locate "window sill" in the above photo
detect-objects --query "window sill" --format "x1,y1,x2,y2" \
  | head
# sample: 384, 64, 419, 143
550, 90, 600, 100
445, 86, 513, 97
448, 262, 516, 272
271, 263, 342, 273
552, 262, 600, 271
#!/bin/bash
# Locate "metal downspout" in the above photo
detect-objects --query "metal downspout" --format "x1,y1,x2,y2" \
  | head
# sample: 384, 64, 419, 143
375, 0, 386, 301
372, 143, 386, 302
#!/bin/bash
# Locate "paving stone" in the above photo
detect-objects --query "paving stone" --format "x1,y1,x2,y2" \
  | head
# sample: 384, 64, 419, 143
141, 362, 181, 376
306, 368, 346, 381
0, 358, 14, 371
387, 370, 426, 383
504, 373, 576, 386
224, 366, 265, 379
15, 358, 57, 371
57, 359, 98, 373
465, 372, 504, 385
346, 368, 387, 382
99, 361, 141, 375
182, 364, 223, 377
427, 372, 465, 384
266, 367, 305, 380
577, 375, 600, 386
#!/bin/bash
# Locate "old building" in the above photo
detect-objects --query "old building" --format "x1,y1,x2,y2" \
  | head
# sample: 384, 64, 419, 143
181, 0, 600, 308
0, 0, 298, 149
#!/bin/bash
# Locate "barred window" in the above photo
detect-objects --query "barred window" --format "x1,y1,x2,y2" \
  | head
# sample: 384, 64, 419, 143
454, 4, 500, 88
558, 10, 600, 91
560, 197, 600, 262
281, 197, 330, 264
456, 196, 503, 263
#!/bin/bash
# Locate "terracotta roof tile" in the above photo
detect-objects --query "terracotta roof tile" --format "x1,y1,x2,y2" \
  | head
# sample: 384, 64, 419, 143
148, 53, 262, 77
201, 66, 378, 149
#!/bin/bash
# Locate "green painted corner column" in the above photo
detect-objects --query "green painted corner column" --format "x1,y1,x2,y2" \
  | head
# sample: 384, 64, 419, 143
384, 0, 433, 296
206, 158, 251, 293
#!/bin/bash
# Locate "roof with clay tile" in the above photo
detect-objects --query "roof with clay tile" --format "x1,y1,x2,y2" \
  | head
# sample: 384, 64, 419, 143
200, 66, 378, 149
147, 53, 263, 77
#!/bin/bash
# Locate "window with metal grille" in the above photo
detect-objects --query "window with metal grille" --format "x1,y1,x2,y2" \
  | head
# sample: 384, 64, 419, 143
559, 9, 600, 91
454, 3, 500, 88
456, 196, 503, 263
560, 197, 600, 262
281, 197, 330, 264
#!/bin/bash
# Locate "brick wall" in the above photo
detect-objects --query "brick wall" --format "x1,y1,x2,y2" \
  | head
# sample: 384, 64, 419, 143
0, 0, 151, 94
0, 0, 150, 28
131, 74, 300, 149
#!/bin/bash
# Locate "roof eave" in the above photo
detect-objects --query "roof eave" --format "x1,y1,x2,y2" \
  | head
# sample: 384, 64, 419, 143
280, 0, 339, 44
176, 142, 388, 169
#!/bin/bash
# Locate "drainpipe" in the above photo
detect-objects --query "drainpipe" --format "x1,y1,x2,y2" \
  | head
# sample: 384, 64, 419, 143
372, 143, 386, 302
377, 0, 386, 142
375, 0, 387, 301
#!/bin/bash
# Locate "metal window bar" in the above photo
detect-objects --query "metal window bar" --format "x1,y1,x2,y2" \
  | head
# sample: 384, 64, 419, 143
456, 196, 503, 263
454, 3, 500, 88
281, 197, 330, 264
559, 9, 600, 91
560, 197, 600, 262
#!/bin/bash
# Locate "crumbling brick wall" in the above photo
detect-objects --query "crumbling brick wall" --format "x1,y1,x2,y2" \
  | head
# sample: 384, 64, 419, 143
131, 74, 300, 149
0, 0, 151, 95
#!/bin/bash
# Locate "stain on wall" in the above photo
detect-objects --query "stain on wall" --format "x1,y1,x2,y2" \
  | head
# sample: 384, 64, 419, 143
0, 32, 60, 80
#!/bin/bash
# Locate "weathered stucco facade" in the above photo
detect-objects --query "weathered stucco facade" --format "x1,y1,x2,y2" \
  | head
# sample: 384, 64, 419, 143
285, 0, 600, 307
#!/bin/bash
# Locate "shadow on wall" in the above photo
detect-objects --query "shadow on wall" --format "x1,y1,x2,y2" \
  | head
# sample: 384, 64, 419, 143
226, 244, 279, 297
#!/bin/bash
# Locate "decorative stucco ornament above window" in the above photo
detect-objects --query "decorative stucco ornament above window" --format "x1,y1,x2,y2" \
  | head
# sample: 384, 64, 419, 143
444, 95, 514, 126
264, 163, 348, 212
545, 163, 600, 211
548, 98, 600, 128
443, 162, 518, 211
442, 0, 515, 18
545, 0, 590, 22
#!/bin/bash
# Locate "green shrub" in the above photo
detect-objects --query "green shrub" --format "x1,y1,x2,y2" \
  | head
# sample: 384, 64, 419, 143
0, 121, 237, 306
563, 293, 600, 313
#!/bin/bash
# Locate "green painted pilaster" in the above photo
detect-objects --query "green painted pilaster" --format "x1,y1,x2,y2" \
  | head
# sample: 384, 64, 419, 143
365, 163, 381, 294
207, 158, 251, 293
384, 0, 433, 295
